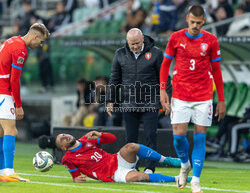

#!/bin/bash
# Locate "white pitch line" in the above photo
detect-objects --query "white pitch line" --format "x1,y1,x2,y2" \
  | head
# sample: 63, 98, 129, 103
20, 172, 250, 193
19, 173, 72, 179
30, 181, 160, 193
135, 182, 250, 193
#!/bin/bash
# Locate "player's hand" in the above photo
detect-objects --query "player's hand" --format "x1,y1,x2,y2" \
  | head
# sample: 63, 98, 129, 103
215, 101, 226, 121
74, 174, 86, 183
16, 107, 24, 120
160, 90, 171, 115
106, 103, 114, 117
85, 131, 102, 140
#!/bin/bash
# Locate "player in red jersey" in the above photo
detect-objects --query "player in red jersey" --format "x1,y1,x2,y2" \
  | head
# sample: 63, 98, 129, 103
160, 5, 226, 193
56, 131, 190, 183
0, 23, 50, 182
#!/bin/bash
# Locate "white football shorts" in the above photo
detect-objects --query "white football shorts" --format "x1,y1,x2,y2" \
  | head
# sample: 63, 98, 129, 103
113, 152, 139, 183
0, 95, 16, 119
170, 98, 213, 127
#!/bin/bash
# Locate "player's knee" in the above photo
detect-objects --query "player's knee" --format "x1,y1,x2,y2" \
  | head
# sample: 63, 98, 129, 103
4, 127, 18, 136
125, 172, 135, 182
125, 143, 139, 153
126, 172, 148, 182
0, 129, 4, 137
14, 128, 18, 136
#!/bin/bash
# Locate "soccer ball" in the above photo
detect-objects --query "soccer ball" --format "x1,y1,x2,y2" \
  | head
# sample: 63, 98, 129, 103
33, 151, 54, 172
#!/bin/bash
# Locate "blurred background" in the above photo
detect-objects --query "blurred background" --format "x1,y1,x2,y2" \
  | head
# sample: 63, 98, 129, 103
0, 0, 250, 163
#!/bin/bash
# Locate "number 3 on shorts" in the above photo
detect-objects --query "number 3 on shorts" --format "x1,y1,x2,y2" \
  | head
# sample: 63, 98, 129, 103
190, 59, 195, 71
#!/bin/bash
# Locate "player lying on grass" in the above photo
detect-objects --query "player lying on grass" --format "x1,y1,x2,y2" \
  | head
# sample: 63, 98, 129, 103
56, 131, 191, 183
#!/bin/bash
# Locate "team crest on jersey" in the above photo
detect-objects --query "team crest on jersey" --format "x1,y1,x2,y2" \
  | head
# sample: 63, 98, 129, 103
10, 108, 15, 115
85, 142, 93, 148
17, 57, 24, 64
200, 43, 208, 56
145, 52, 152, 60
200, 43, 208, 52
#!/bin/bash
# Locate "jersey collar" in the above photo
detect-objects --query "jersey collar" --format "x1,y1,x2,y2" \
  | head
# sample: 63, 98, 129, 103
185, 31, 203, 39
70, 142, 82, 152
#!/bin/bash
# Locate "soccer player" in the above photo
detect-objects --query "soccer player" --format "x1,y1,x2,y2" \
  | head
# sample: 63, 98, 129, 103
56, 131, 190, 183
0, 23, 50, 182
160, 5, 226, 193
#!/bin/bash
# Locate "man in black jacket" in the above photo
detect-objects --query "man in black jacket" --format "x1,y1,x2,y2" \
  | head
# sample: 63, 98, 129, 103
106, 28, 172, 173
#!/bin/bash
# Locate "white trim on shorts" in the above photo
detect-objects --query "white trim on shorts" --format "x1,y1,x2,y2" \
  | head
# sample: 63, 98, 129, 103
0, 95, 16, 119
170, 98, 213, 127
113, 152, 139, 183
0, 74, 10, 78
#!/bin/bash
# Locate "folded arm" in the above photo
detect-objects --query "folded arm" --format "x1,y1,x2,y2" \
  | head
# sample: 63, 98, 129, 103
85, 131, 117, 145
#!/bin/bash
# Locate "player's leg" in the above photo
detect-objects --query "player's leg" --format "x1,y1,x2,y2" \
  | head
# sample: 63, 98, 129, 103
172, 123, 191, 189
191, 125, 206, 193
171, 98, 192, 189
190, 100, 212, 193
1, 120, 17, 176
114, 166, 178, 183
0, 125, 5, 181
119, 143, 180, 167
115, 147, 183, 183
127, 171, 193, 183
1, 119, 30, 182
126, 170, 177, 183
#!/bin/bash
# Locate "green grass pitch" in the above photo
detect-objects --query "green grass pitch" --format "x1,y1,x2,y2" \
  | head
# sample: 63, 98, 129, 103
1, 142, 250, 193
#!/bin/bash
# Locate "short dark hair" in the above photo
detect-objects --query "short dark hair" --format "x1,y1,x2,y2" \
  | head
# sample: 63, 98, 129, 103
94, 76, 109, 84
22, 0, 31, 5
29, 23, 50, 38
77, 78, 87, 85
236, 4, 246, 12
188, 5, 205, 17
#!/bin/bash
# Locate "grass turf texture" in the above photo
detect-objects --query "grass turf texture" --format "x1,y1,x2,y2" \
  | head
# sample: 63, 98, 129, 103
1, 142, 250, 193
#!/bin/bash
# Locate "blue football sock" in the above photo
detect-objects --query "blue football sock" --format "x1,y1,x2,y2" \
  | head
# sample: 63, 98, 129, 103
192, 133, 206, 178
173, 134, 189, 163
0, 137, 4, 170
148, 173, 175, 183
137, 144, 162, 162
3, 135, 15, 169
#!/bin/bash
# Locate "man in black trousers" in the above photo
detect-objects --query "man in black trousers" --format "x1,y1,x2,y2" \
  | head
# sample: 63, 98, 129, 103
106, 28, 172, 173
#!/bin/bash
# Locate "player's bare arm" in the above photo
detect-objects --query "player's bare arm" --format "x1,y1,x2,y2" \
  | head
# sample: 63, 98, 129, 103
160, 90, 171, 115
215, 101, 226, 121
106, 102, 114, 117
74, 174, 87, 183
16, 107, 24, 120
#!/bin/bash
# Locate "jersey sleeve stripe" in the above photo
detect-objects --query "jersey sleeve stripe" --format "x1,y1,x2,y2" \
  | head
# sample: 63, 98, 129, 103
97, 137, 100, 145
211, 57, 221, 62
11, 64, 22, 70
164, 53, 174, 59
68, 168, 78, 173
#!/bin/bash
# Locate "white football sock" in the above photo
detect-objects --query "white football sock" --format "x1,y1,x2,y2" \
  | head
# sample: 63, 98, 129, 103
159, 156, 166, 163
181, 160, 191, 169
0, 169, 4, 176
5, 168, 14, 176
191, 176, 200, 183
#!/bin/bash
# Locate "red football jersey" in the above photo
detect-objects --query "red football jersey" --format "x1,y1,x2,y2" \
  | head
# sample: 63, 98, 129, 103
0, 36, 28, 107
62, 133, 118, 182
163, 29, 222, 102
